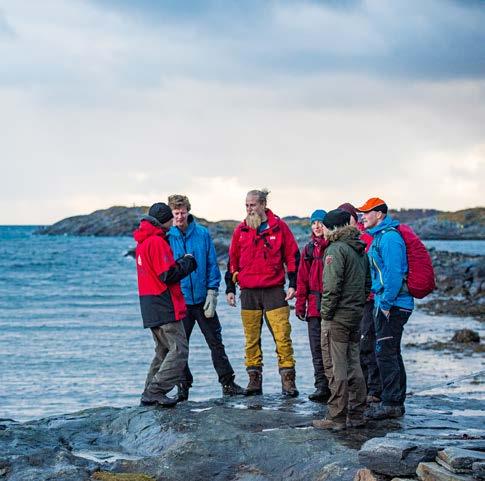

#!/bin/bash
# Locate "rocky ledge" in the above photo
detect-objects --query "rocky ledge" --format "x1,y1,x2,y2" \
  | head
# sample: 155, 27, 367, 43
421, 250, 485, 320
1, 394, 484, 481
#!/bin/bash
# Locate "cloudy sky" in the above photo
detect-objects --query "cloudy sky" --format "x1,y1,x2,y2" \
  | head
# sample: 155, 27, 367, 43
1, 0, 484, 224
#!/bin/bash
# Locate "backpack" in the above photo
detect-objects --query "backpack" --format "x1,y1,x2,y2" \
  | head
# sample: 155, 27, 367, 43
375, 224, 436, 299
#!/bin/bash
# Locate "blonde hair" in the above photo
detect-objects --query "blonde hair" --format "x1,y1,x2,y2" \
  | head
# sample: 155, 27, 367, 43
247, 188, 270, 206
168, 194, 191, 211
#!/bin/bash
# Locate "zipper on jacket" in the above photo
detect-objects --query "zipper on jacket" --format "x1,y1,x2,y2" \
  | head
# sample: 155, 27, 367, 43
181, 232, 196, 303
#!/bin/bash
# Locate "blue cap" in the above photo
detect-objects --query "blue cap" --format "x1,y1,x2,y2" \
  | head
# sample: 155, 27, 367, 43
310, 209, 327, 224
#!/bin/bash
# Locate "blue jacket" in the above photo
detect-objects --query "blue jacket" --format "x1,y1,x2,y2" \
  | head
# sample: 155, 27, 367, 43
366, 215, 414, 311
168, 216, 221, 305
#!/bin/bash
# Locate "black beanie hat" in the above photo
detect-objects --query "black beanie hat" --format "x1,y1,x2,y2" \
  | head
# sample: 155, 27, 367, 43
323, 209, 351, 230
148, 202, 173, 225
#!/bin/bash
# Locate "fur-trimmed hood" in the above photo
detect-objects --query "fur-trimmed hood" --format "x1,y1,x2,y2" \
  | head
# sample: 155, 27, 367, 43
325, 225, 366, 255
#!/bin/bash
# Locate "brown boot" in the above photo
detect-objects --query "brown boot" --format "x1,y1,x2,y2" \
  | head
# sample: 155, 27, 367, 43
313, 417, 346, 431
246, 368, 262, 395
280, 368, 299, 398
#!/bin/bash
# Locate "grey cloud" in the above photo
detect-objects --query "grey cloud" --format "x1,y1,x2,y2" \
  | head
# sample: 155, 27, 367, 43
87, 0, 485, 81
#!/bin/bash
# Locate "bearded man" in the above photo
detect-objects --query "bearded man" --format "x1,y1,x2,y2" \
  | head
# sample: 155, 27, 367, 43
225, 189, 300, 397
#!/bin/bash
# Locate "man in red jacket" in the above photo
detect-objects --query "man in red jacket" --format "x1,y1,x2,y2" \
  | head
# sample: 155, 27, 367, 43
134, 202, 197, 407
225, 189, 300, 397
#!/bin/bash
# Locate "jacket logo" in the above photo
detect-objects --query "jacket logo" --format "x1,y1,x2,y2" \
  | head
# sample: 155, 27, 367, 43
269, 236, 276, 240
137, 255, 142, 266
325, 255, 333, 265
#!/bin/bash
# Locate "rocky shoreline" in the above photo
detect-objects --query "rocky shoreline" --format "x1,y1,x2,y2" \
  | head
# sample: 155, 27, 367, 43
1, 393, 484, 481
421, 249, 484, 321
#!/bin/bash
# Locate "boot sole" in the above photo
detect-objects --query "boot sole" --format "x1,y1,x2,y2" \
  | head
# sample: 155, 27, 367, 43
246, 389, 263, 396
282, 391, 299, 398
157, 401, 178, 408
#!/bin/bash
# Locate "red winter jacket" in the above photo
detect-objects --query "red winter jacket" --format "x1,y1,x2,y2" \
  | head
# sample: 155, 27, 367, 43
134, 220, 187, 328
295, 235, 329, 319
228, 209, 300, 289
357, 221, 374, 301
357, 221, 373, 252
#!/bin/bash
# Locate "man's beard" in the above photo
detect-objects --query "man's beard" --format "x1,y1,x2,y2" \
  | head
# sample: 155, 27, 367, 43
246, 212, 263, 230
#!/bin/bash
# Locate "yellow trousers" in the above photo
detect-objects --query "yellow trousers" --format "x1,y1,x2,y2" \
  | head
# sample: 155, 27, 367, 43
241, 306, 295, 369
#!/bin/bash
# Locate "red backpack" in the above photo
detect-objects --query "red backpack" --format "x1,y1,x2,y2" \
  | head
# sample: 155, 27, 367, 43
377, 224, 436, 299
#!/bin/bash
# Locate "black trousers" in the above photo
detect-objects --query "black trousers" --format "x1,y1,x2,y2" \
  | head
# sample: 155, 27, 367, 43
359, 300, 381, 398
179, 303, 234, 387
307, 316, 329, 390
374, 306, 412, 406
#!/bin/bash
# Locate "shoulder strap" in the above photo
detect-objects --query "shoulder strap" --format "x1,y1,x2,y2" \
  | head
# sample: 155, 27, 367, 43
374, 226, 399, 254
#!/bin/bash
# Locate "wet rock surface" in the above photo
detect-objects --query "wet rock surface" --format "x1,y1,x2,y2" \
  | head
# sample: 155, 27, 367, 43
420, 250, 484, 320
1, 394, 484, 481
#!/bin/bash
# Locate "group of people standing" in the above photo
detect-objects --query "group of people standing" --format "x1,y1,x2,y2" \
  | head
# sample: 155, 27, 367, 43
134, 189, 413, 431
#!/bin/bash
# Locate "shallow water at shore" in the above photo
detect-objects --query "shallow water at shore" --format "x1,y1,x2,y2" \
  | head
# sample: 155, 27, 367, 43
0, 227, 483, 422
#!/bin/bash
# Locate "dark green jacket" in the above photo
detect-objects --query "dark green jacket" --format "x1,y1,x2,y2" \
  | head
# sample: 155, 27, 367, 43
320, 225, 371, 329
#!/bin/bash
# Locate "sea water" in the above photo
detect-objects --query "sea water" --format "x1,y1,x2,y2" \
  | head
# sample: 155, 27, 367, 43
0, 226, 483, 421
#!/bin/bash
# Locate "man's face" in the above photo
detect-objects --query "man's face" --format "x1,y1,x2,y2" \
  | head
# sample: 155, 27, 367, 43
362, 210, 381, 229
172, 207, 189, 230
311, 220, 325, 237
245, 195, 266, 218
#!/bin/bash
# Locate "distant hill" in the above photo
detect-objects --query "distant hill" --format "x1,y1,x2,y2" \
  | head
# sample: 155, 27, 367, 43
35, 206, 485, 260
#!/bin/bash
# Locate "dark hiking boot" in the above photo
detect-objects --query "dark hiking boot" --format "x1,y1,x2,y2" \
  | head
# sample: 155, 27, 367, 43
246, 368, 263, 395
140, 390, 178, 408
222, 380, 247, 396
365, 404, 404, 420
346, 417, 367, 428
308, 386, 331, 403
312, 417, 346, 431
366, 394, 381, 404
280, 368, 299, 398
177, 384, 190, 402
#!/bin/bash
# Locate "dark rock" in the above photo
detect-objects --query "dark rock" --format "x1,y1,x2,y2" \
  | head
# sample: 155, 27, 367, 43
451, 330, 480, 344
436, 448, 485, 473
472, 461, 485, 479
359, 438, 438, 477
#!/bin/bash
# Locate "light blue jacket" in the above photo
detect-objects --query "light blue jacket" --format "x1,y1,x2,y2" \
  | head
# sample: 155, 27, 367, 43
367, 215, 414, 311
168, 216, 221, 305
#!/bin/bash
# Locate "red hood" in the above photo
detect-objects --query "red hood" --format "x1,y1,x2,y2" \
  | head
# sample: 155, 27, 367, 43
133, 220, 166, 243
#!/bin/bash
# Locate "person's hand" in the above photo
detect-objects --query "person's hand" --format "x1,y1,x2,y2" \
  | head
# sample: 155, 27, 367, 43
226, 293, 236, 307
296, 313, 307, 322
381, 309, 390, 319
203, 289, 218, 318
285, 287, 296, 301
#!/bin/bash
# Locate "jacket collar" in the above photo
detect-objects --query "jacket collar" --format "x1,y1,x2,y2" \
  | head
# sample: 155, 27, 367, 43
366, 214, 400, 236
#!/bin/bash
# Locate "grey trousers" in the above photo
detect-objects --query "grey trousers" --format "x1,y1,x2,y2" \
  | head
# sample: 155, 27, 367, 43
322, 321, 367, 422
144, 321, 189, 394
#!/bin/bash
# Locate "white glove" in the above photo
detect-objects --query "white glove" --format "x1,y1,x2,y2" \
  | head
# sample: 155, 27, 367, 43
203, 289, 218, 318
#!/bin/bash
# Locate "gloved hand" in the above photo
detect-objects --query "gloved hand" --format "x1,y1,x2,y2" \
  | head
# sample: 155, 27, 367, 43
296, 312, 307, 322
203, 289, 218, 318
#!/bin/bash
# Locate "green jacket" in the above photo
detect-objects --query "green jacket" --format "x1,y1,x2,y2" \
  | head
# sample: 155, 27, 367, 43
320, 225, 371, 329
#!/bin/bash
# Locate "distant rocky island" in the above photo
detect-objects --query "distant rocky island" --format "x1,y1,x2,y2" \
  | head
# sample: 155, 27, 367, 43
35, 206, 485, 244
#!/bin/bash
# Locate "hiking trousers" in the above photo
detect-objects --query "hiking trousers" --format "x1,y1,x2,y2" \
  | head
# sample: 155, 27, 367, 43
321, 320, 367, 422
374, 306, 412, 406
307, 316, 329, 390
144, 321, 188, 394
240, 286, 295, 369
359, 300, 382, 398
179, 303, 234, 387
